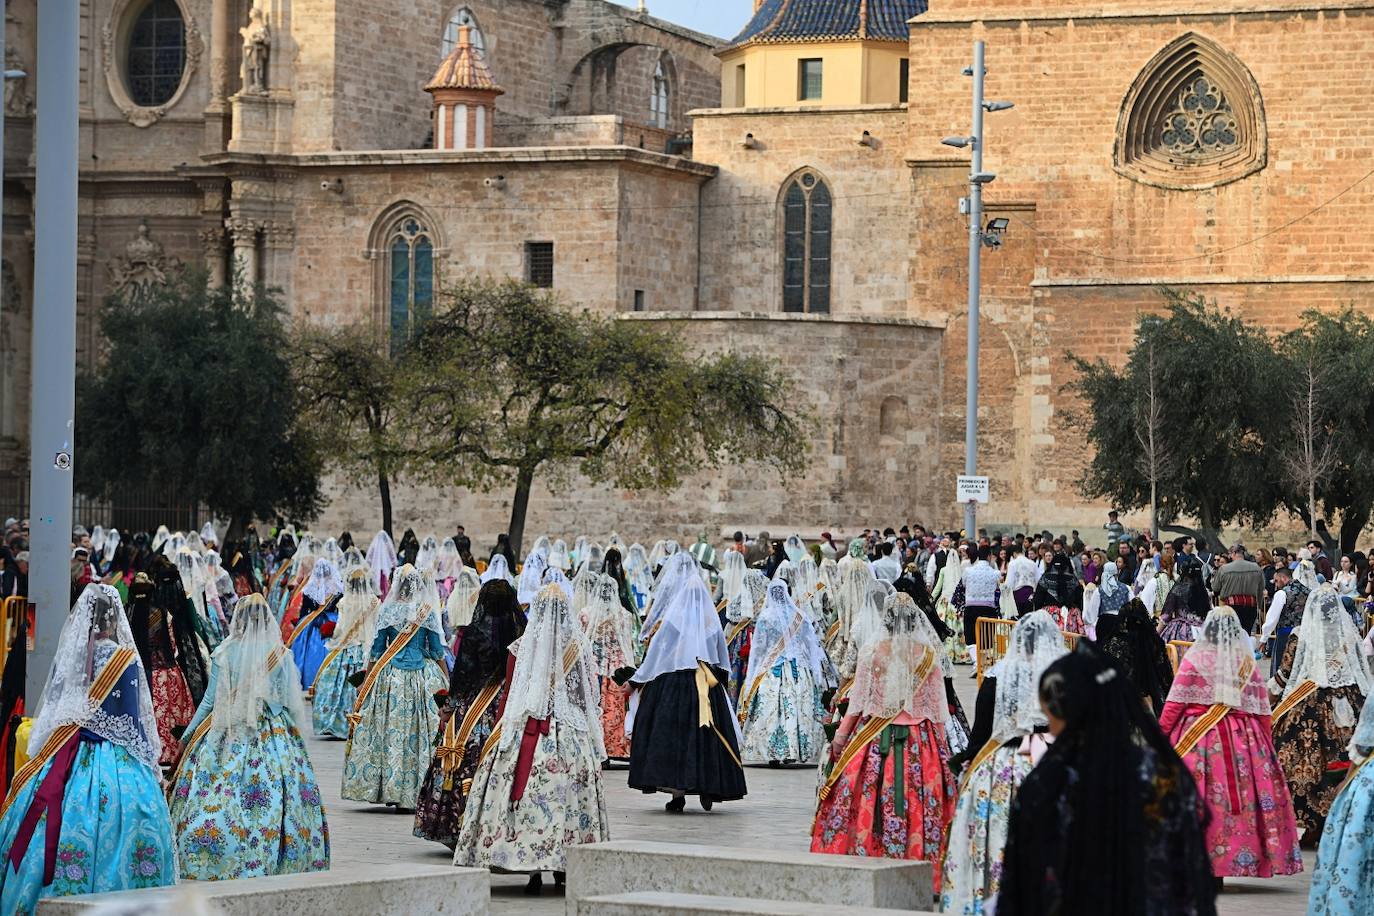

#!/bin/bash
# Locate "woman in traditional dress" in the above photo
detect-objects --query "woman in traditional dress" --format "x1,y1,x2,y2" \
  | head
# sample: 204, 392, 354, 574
831, 561, 876, 679
893, 581, 970, 748
941, 610, 1066, 913
366, 529, 397, 597
0, 584, 175, 910
414, 579, 524, 848
454, 583, 609, 893
276, 547, 317, 633
723, 569, 767, 707
1096, 597, 1174, 715
517, 543, 549, 607
793, 555, 825, 624
582, 573, 637, 760
816, 557, 841, 630
415, 536, 439, 578
341, 565, 448, 811
445, 565, 482, 646
1032, 554, 1085, 634
435, 538, 462, 602
1270, 584, 1372, 840
625, 543, 654, 612
178, 548, 226, 649
169, 594, 329, 879
1159, 607, 1302, 881
996, 644, 1216, 915
811, 584, 956, 869
1308, 690, 1374, 914
542, 566, 574, 602
396, 529, 420, 568
933, 549, 971, 665
312, 568, 380, 739
570, 562, 601, 624
129, 561, 208, 765
1159, 556, 1210, 643
738, 580, 827, 766
628, 551, 747, 812
480, 554, 514, 587
285, 558, 343, 690
1138, 542, 1178, 618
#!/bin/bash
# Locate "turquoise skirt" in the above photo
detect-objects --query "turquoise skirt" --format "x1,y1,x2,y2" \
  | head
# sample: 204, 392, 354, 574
0, 738, 175, 914
313, 644, 364, 739
169, 708, 330, 880
292, 612, 336, 690
1309, 761, 1374, 915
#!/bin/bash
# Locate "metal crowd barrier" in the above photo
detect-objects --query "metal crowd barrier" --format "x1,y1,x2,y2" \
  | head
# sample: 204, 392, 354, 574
975, 616, 1016, 685
1167, 640, 1193, 674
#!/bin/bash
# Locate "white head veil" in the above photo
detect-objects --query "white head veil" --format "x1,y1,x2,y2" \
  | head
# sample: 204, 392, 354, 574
518, 549, 548, 605
210, 594, 306, 738
336, 569, 381, 648
727, 569, 769, 623
500, 584, 602, 759
990, 610, 1068, 743
446, 566, 483, 629
647, 540, 668, 570
1293, 550, 1319, 590
1285, 585, 1373, 699
151, 525, 170, 554
542, 566, 574, 601
784, 534, 806, 565
1168, 606, 1268, 715
571, 566, 601, 622
848, 588, 946, 724
199, 521, 218, 547
374, 565, 445, 640
625, 544, 654, 597
366, 530, 397, 593
415, 536, 440, 574
548, 539, 571, 572
302, 558, 343, 606
634, 551, 729, 684
436, 538, 462, 580
29, 584, 161, 770
583, 573, 636, 677
718, 551, 747, 606
101, 528, 121, 566
743, 580, 827, 694
340, 545, 367, 579
481, 554, 515, 586
90, 525, 106, 556
321, 537, 344, 570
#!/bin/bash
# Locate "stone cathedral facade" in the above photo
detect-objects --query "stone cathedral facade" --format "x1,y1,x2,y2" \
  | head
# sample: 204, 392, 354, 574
1, 0, 1372, 542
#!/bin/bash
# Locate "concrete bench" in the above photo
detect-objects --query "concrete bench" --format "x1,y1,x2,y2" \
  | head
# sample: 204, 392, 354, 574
37, 863, 489, 915
577, 891, 938, 916
564, 842, 932, 915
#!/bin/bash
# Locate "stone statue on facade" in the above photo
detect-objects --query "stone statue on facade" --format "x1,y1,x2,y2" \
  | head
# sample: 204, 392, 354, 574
4, 47, 32, 116
241, 7, 271, 95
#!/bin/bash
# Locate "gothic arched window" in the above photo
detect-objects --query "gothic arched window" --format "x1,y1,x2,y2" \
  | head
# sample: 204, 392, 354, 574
650, 61, 670, 128
388, 217, 434, 354
781, 170, 831, 314
441, 7, 485, 59
1115, 33, 1266, 190
125, 0, 186, 107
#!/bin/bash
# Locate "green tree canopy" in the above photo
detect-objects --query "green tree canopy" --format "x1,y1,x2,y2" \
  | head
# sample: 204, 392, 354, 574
1069, 289, 1278, 536
75, 272, 323, 538
402, 280, 811, 554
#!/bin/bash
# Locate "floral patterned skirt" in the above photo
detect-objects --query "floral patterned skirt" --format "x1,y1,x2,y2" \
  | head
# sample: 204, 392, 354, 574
1274, 685, 1365, 834
940, 741, 1033, 914
740, 659, 824, 765
1167, 705, 1302, 877
940, 600, 972, 664
312, 644, 364, 740
1159, 616, 1201, 643
341, 664, 445, 809
149, 664, 195, 766
811, 718, 956, 887
0, 738, 175, 914
1308, 758, 1374, 915
724, 627, 750, 709
453, 720, 609, 874
169, 708, 330, 880
600, 676, 631, 759
413, 685, 504, 848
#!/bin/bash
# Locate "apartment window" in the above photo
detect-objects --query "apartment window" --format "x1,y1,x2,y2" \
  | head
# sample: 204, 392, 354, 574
735, 64, 747, 107
526, 242, 554, 288
798, 59, 823, 102
899, 59, 909, 104
633, 290, 645, 312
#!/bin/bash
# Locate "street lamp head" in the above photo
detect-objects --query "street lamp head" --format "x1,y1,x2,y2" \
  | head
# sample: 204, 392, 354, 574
982, 100, 1015, 112
986, 217, 1010, 232
3, 70, 26, 80
941, 136, 971, 149
970, 171, 997, 185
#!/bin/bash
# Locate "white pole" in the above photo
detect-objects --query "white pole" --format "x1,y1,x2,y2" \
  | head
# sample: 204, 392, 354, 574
962, 40, 985, 540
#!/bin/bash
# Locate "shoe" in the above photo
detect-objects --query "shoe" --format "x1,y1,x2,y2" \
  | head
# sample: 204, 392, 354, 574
700, 796, 714, 812
554, 871, 566, 888
665, 796, 686, 813
768, 760, 781, 769
524, 874, 543, 896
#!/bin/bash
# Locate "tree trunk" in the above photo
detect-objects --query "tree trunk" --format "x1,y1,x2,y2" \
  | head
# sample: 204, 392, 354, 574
378, 470, 393, 538
1149, 479, 1158, 540
508, 466, 536, 559
1340, 506, 1369, 555
225, 513, 248, 545
1309, 479, 1318, 540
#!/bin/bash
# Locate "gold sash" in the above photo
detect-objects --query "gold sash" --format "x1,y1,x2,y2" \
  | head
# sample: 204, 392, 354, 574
0, 648, 136, 820
959, 738, 1002, 793
1172, 658, 1254, 758
168, 648, 285, 794
695, 661, 742, 768
824, 620, 841, 644
723, 618, 751, 646
309, 611, 372, 695
436, 681, 502, 781
737, 612, 808, 720
1271, 679, 1317, 728
285, 594, 338, 649
346, 607, 432, 736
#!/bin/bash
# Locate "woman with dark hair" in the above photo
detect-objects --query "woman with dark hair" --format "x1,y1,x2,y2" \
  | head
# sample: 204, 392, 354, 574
602, 547, 636, 616
997, 643, 1216, 915
413, 579, 524, 848
1032, 554, 1086, 634
763, 539, 787, 580
490, 533, 517, 570
1096, 598, 1174, 715
1159, 556, 1211, 642
126, 567, 199, 766
397, 528, 420, 568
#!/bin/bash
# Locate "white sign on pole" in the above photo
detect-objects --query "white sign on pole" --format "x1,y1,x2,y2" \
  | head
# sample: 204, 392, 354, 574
956, 475, 990, 504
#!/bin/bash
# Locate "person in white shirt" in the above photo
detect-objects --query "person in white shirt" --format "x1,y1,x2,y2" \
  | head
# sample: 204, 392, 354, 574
1004, 544, 1039, 617
871, 542, 901, 582
925, 536, 953, 590
959, 546, 1002, 657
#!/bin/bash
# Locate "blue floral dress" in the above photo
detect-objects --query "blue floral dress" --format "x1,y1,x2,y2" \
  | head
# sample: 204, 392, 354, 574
1309, 752, 1374, 914
0, 646, 176, 914
290, 595, 339, 690
312, 643, 365, 739
169, 645, 330, 880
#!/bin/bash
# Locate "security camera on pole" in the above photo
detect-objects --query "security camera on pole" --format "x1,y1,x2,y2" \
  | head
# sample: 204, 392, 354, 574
941, 40, 1013, 538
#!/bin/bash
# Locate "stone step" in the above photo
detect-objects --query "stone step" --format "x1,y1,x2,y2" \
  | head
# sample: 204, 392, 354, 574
577, 891, 937, 916
36, 863, 489, 915
564, 841, 933, 916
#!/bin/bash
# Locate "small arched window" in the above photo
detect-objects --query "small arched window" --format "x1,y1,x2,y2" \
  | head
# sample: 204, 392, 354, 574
441, 7, 485, 59
126, 0, 186, 107
388, 218, 435, 354
781, 171, 831, 314
650, 61, 670, 128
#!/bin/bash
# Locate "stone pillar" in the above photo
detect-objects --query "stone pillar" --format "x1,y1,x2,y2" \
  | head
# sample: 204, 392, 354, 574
262, 220, 295, 307
226, 218, 260, 288
200, 227, 227, 288
202, 0, 232, 152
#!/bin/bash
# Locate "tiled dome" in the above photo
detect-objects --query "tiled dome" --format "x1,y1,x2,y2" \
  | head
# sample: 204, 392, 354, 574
425, 25, 503, 95
725, 0, 928, 50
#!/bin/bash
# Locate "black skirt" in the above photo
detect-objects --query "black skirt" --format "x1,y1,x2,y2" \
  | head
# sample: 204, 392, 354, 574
628, 667, 748, 802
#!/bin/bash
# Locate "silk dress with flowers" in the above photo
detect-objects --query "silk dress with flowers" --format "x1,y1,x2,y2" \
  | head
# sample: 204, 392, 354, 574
1308, 692, 1374, 915
168, 643, 330, 880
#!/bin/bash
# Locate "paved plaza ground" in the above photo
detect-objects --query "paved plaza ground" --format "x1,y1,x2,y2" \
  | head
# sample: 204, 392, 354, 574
308, 672, 1313, 915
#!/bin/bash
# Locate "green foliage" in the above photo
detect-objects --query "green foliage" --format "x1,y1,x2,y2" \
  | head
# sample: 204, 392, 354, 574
402, 280, 811, 550
1069, 289, 1278, 534
75, 272, 323, 533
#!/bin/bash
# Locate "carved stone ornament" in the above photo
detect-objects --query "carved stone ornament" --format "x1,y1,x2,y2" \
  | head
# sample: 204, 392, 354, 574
102, 0, 203, 129
108, 222, 180, 292
3, 48, 32, 116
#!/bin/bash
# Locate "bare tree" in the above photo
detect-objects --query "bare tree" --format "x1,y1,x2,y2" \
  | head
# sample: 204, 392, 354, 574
1280, 348, 1339, 539
1133, 337, 1176, 537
